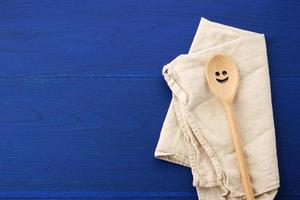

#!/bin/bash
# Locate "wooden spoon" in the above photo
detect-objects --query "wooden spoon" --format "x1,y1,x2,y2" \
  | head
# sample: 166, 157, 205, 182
205, 54, 255, 200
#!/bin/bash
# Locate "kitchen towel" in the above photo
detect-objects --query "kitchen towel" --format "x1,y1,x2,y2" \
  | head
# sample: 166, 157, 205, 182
154, 18, 280, 200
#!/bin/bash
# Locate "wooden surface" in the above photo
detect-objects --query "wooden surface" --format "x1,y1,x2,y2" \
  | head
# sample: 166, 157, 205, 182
0, 0, 299, 199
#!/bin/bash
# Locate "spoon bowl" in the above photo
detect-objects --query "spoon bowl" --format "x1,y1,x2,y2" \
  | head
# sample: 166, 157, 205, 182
205, 54, 239, 103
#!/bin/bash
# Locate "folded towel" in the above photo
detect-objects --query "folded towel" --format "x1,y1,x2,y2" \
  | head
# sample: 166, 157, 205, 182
154, 18, 280, 200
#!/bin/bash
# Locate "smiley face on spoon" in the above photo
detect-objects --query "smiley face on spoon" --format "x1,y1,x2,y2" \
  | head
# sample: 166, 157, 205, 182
215, 70, 229, 83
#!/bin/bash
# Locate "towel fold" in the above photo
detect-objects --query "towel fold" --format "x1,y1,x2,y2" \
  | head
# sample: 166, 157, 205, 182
154, 18, 280, 200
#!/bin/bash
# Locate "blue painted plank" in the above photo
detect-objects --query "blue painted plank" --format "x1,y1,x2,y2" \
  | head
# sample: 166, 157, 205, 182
9, 197, 300, 200
0, 78, 297, 199
0, 0, 298, 77
0, 191, 197, 199
0, 78, 194, 193
3, 197, 298, 200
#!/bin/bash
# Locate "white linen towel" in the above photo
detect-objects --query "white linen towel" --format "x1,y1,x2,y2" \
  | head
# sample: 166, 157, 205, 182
155, 18, 280, 200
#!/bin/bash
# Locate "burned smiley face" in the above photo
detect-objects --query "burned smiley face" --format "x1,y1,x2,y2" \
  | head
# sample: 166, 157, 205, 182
215, 69, 228, 83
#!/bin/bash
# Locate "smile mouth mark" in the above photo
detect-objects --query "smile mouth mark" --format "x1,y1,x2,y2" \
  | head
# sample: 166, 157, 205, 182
216, 77, 229, 83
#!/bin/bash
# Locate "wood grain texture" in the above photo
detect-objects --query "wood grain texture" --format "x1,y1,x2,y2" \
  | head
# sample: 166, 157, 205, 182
0, 0, 299, 199
0, 0, 299, 78
0, 78, 298, 200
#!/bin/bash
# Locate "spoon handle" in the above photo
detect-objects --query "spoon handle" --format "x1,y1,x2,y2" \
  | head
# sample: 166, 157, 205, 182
223, 103, 255, 200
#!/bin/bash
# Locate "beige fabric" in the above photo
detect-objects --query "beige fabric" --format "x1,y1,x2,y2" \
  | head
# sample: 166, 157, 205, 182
154, 18, 280, 200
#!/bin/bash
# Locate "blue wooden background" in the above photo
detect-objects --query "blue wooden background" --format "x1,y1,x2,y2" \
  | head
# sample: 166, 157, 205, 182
0, 0, 299, 199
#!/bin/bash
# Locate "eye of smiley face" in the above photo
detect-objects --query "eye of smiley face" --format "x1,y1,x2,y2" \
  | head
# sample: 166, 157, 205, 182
215, 70, 228, 83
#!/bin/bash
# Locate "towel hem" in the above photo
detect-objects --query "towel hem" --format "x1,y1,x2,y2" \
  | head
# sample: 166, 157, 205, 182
154, 149, 190, 167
